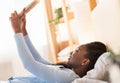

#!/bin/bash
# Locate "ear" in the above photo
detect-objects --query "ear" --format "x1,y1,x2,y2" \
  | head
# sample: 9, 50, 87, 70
81, 59, 90, 66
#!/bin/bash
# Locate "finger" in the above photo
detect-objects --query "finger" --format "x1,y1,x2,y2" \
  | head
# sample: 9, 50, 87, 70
23, 8, 26, 12
21, 15, 26, 22
21, 12, 25, 17
9, 17, 15, 23
19, 10, 26, 18
20, 11, 25, 18
10, 12, 16, 17
10, 13, 15, 20
14, 11, 18, 17
22, 8, 26, 16
23, 13, 26, 17
9, 16, 15, 21
9, 17, 12, 21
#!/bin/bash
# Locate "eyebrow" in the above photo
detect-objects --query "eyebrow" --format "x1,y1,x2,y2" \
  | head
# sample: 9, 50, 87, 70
75, 46, 80, 52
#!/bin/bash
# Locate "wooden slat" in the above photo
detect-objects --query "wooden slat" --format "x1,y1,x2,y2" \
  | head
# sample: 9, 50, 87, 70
59, 12, 74, 23
61, 0, 74, 50
43, 0, 59, 63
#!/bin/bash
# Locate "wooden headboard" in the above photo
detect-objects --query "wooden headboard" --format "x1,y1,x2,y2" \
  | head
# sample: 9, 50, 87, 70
43, 0, 98, 63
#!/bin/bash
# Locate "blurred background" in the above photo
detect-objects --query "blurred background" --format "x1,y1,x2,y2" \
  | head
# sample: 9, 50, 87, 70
0, 0, 120, 81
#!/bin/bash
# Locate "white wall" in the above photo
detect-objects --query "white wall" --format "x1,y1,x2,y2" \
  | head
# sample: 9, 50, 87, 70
70, 0, 96, 44
70, 0, 120, 54
91, 0, 120, 53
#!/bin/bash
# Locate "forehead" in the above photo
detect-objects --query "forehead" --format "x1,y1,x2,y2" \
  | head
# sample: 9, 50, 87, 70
74, 45, 88, 57
76, 45, 87, 51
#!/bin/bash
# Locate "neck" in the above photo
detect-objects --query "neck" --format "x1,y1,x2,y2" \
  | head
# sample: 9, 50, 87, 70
56, 62, 72, 69
73, 66, 88, 77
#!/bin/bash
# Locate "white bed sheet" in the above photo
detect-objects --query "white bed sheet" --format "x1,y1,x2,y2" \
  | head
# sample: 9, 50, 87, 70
0, 81, 9, 83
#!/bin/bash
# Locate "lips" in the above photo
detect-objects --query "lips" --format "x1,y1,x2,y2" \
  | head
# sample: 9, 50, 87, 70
68, 55, 72, 61
68, 57, 71, 62
68, 53, 73, 62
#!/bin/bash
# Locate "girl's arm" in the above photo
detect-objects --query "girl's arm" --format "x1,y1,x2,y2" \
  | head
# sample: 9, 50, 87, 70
20, 8, 50, 65
14, 33, 78, 83
23, 34, 51, 65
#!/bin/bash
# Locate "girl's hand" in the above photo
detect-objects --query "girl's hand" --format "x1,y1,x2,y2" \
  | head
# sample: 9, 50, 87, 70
9, 11, 21, 34
19, 8, 27, 36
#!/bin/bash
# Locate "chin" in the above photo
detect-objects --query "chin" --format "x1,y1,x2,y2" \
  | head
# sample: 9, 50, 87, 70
67, 60, 71, 66
67, 60, 69, 65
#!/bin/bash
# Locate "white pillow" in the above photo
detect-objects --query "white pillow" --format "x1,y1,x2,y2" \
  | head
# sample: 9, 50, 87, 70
72, 78, 108, 83
84, 52, 111, 80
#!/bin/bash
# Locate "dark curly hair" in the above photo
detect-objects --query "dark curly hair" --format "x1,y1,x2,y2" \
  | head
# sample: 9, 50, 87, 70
85, 41, 107, 71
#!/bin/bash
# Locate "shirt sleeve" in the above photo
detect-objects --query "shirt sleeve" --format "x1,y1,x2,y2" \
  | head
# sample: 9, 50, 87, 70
23, 35, 50, 65
14, 33, 78, 83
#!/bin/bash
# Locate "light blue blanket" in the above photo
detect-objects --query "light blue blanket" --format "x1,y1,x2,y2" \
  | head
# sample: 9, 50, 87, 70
8, 75, 47, 83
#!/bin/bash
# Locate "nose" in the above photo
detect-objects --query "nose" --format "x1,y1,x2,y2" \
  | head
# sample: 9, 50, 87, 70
69, 51, 74, 57
70, 53, 74, 58
70, 51, 73, 55
70, 55, 72, 58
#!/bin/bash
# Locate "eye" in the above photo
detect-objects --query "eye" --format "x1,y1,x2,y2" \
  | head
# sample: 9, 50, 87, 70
74, 50, 78, 53
70, 51, 73, 55
75, 48, 80, 53
72, 50, 76, 55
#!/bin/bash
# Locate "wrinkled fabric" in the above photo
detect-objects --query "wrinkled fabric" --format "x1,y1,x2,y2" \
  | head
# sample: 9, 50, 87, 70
8, 75, 46, 83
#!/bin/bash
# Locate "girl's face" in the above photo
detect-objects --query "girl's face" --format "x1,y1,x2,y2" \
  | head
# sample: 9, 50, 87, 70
67, 45, 88, 68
